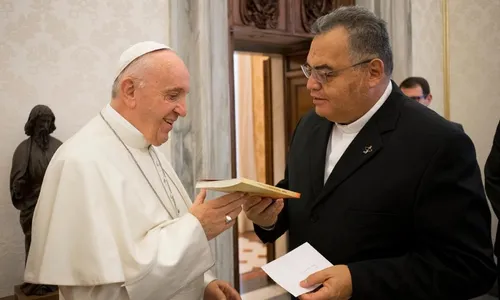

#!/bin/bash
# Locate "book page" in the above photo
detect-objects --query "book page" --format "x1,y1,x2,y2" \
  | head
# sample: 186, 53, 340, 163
195, 178, 300, 198
261, 242, 333, 297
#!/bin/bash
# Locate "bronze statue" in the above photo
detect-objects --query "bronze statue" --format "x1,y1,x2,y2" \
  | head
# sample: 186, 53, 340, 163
10, 105, 62, 296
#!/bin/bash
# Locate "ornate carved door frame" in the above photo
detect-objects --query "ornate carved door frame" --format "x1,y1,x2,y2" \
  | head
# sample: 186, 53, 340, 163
227, 0, 355, 290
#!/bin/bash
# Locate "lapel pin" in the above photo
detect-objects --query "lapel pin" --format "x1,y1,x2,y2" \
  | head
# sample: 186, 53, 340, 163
363, 145, 373, 154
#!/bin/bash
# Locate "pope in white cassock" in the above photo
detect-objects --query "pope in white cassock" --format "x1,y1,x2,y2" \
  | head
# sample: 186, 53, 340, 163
24, 42, 248, 300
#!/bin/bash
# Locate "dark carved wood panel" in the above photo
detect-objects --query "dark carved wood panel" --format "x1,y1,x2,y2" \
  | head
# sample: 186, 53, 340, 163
335, 0, 357, 7
301, 0, 333, 32
229, 0, 356, 54
231, 0, 287, 31
241, 0, 279, 29
293, 0, 355, 35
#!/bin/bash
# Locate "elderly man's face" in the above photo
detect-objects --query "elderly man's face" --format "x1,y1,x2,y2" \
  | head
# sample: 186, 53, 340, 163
305, 26, 371, 124
134, 51, 189, 146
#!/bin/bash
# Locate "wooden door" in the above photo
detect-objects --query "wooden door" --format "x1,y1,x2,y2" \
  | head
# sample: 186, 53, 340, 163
262, 57, 277, 280
263, 57, 274, 188
284, 51, 314, 148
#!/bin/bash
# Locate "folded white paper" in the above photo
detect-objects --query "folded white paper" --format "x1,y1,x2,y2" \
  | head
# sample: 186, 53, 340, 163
261, 242, 333, 297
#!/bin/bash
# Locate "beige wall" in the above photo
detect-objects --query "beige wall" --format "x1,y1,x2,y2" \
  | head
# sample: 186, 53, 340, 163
0, 0, 169, 297
448, 0, 500, 168
411, 0, 500, 240
411, 0, 445, 116
448, 0, 500, 238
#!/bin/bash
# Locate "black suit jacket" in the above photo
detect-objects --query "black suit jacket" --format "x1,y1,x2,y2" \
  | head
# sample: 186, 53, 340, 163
256, 82, 495, 299
452, 121, 464, 131
485, 120, 500, 255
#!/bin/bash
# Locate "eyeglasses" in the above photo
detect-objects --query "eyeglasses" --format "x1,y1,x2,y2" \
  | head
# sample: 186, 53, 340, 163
409, 95, 427, 101
301, 58, 375, 84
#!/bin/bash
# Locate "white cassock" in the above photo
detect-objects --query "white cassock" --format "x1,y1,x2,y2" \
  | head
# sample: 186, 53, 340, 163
24, 104, 216, 300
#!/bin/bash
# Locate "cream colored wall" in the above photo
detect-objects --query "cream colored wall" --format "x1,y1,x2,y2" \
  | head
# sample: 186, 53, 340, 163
448, 0, 500, 238
0, 1, 169, 297
411, 0, 500, 241
448, 0, 500, 166
411, 0, 445, 116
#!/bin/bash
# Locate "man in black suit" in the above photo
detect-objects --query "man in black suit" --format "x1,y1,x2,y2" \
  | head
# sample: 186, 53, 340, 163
399, 76, 434, 107
242, 6, 495, 300
485, 120, 500, 296
400, 76, 464, 131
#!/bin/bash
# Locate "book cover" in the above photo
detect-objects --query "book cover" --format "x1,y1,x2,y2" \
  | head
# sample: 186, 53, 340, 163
195, 178, 301, 199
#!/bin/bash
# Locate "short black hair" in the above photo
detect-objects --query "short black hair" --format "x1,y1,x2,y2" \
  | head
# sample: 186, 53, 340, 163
311, 6, 393, 76
400, 77, 430, 96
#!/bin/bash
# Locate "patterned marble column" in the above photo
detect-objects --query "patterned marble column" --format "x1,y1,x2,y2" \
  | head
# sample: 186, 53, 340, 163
168, 0, 235, 285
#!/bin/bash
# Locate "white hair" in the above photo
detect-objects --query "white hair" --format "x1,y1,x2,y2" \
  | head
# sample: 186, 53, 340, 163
111, 53, 150, 98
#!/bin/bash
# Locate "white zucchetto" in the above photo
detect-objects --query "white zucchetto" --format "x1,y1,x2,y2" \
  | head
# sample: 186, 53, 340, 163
115, 41, 171, 79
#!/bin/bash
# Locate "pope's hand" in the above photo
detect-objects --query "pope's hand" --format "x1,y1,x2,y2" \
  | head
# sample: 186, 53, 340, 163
298, 265, 352, 300
204, 280, 241, 300
242, 196, 284, 228
189, 189, 246, 240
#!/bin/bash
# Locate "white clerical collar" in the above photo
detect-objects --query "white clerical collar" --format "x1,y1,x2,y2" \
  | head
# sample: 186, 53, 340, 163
336, 81, 392, 134
101, 103, 151, 149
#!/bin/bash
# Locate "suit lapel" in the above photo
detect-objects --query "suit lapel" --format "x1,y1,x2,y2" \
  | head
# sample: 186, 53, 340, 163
310, 81, 404, 209
313, 123, 383, 208
309, 119, 334, 198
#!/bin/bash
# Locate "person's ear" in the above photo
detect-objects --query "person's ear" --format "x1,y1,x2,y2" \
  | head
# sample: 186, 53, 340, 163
120, 78, 138, 108
426, 93, 433, 104
367, 59, 384, 88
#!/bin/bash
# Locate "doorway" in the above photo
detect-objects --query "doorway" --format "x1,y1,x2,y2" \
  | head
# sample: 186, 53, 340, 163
232, 48, 315, 298
227, 0, 350, 295
233, 51, 287, 295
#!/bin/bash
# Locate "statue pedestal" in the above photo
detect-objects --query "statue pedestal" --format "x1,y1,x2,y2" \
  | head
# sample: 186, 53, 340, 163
14, 285, 58, 300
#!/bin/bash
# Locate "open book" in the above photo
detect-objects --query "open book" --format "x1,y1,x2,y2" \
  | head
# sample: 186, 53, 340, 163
195, 178, 301, 199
